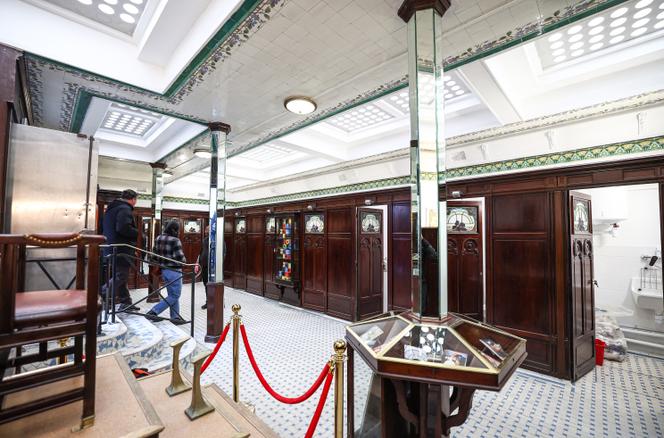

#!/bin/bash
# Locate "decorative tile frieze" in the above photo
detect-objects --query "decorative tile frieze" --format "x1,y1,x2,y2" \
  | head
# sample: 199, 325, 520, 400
445, 136, 664, 180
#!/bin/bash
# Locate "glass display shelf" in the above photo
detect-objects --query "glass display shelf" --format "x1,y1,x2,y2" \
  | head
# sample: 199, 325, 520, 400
346, 311, 527, 389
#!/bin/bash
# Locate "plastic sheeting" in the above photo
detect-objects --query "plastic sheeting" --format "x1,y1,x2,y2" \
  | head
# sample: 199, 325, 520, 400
596, 311, 628, 362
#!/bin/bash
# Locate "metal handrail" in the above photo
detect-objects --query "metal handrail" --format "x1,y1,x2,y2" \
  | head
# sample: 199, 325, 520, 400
101, 243, 200, 268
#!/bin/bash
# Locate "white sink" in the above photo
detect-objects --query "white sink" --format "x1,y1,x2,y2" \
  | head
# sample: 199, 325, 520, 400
630, 277, 664, 314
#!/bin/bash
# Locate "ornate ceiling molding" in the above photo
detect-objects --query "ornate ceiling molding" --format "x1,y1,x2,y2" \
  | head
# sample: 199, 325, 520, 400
447, 88, 664, 147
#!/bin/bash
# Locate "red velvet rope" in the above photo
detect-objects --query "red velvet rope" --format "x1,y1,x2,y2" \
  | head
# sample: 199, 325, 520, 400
240, 324, 330, 404
304, 370, 334, 438
201, 322, 231, 374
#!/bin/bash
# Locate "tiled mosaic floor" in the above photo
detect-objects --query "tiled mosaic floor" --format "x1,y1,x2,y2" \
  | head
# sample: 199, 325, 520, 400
130, 285, 664, 438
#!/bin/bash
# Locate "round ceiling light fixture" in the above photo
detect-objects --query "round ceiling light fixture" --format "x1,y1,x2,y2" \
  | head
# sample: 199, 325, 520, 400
284, 96, 317, 115
194, 148, 212, 159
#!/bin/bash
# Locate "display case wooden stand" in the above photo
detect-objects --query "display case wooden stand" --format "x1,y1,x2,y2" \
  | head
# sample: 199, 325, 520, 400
346, 312, 527, 437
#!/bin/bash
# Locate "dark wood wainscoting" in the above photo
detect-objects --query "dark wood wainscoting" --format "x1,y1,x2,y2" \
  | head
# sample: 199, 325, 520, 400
447, 153, 664, 379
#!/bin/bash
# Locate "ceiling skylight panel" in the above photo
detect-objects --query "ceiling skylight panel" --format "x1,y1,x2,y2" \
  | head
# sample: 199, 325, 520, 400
325, 104, 395, 133
99, 103, 161, 137
537, 0, 664, 67
383, 71, 470, 115
41, 0, 147, 35
239, 144, 295, 163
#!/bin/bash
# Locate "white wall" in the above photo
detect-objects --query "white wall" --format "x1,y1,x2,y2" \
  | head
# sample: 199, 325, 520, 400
581, 184, 663, 332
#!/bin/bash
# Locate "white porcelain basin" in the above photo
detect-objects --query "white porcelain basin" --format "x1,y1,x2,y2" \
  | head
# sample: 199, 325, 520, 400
630, 277, 664, 314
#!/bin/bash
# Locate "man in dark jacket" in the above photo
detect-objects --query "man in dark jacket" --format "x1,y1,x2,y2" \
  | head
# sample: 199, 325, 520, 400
102, 189, 139, 310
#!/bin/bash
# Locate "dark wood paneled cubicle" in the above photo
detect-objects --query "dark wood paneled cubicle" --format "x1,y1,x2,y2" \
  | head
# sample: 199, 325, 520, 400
224, 189, 411, 321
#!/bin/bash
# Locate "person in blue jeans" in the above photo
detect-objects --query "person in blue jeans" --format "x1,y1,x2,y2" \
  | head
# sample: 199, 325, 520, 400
146, 220, 188, 325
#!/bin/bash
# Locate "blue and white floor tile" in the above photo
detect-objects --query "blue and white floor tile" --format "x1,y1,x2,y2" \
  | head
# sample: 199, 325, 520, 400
129, 284, 663, 437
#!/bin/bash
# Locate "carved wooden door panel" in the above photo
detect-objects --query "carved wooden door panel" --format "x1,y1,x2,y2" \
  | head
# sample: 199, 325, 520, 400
357, 208, 384, 320
570, 191, 595, 381
447, 201, 483, 321
302, 217, 327, 312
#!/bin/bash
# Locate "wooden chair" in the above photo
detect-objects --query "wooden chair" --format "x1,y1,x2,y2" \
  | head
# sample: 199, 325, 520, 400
0, 233, 105, 429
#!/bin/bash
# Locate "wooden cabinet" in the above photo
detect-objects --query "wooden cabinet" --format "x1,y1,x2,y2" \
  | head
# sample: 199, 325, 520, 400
271, 213, 300, 306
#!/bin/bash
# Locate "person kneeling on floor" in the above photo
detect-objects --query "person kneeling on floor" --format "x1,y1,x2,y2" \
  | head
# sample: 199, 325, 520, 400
146, 220, 188, 325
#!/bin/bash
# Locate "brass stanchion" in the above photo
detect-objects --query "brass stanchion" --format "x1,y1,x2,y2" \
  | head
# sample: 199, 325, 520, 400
333, 339, 346, 438
185, 351, 215, 420
231, 304, 241, 403
166, 337, 191, 396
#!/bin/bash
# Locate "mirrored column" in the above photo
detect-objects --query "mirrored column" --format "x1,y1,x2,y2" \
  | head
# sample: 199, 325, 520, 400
149, 163, 165, 247
207, 123, 231, 284
401, 2, 449, 317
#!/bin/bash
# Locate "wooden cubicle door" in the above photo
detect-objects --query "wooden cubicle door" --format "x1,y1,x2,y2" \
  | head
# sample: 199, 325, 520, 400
356, 208, 383, 320
447, 201, 483, 321
181, 217, 203, 266
390, 201, 411, 311
569, 191, 595, 381
302, 213, 327, 312
233, 217, 247, 290
326, 208, 354, 320
246, 215, 264, 296
487, 192, 557, 375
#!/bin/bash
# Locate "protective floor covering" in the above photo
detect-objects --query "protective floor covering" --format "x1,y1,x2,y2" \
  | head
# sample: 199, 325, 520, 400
131, 284, 664, 438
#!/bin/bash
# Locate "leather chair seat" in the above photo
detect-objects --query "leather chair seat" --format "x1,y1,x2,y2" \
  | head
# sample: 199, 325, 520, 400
14, 290, 100, 328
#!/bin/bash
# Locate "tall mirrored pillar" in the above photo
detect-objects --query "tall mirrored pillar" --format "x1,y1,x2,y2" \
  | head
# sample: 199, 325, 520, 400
147, 163, 166, 303
205, 122, 230, 343
149, 163, 165, 245
399, 0, 450, 318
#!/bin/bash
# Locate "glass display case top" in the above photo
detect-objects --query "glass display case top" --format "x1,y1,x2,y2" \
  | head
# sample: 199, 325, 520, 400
346, 311, 526, 375
347, 315, 411, 355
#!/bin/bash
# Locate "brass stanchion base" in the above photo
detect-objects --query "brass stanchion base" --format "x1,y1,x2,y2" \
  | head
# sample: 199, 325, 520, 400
185, 351, 215, 420
166, 337, 192, 396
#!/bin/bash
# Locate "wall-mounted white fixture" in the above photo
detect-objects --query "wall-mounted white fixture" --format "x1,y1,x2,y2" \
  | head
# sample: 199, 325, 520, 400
545, 130, 556, 151
451, 190, 462, 199
637, 112, 647, 137
364, 199, 373, 206
479, 143, 488, 160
